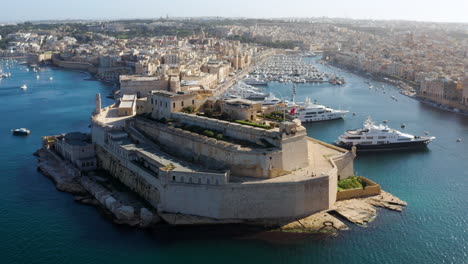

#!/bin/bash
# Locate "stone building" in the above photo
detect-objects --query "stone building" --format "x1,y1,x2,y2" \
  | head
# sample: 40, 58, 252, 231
219, 99, 261, 121
119, 75, 169, 98
463, 76, 468, 105
54, 132, 96, 172
118, 94, 137, 116
148, 91, 200, 120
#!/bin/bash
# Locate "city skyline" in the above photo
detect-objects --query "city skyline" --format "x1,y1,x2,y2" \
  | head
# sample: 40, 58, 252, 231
2, 0, 468, 24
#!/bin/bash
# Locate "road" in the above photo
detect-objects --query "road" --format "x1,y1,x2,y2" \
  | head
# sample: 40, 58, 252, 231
212, 49, 275, 97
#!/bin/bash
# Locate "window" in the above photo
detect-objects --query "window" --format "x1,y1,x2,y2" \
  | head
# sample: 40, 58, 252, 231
378, 136, 386, 139
192, 100, 195, 105
181, 101, 184, 107
366, 137, 373, 139
173, 102, 175, 108
151, 98, 153, 104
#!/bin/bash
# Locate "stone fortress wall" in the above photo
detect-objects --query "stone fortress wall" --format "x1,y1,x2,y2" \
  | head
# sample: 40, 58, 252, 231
95, 134, 336, 220
171, 112, 283, 147
131, 117, 284, 178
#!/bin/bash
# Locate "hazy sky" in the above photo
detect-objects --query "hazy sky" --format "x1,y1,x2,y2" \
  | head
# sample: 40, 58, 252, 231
2, 0, 468, 23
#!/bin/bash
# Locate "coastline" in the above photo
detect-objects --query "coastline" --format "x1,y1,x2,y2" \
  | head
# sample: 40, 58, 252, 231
320, 59, 468, 116
35, 142, 406, 233
32, 56, 407, 234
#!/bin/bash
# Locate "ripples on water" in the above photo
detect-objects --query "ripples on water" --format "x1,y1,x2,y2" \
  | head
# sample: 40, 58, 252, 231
0, 58, 466, 263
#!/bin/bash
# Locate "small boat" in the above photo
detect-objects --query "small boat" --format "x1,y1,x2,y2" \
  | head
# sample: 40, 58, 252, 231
20, 84, 27, 90
11, 128, 30, 136
36, 75, 40, 80
49, 77, 53, 81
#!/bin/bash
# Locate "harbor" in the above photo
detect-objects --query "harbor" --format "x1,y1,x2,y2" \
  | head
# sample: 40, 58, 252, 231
247, 55, 346, 84
0, 58, 467, 263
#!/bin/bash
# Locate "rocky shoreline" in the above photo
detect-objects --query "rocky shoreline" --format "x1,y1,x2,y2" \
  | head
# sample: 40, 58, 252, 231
36, 146, 407, 234
36, 148, 161, 227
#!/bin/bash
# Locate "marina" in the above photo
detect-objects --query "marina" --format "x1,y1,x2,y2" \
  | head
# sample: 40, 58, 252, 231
247, 55, 346, 85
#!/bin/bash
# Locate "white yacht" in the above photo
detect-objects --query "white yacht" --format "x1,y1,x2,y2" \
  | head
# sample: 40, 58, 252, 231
335, 117, 435, 151
289, 98, 348, 122
11, 128, 30, 136
225, 81, 267, 100
243, 78, 268, 86
20, 84, 27, 90
262, 93, 284, 106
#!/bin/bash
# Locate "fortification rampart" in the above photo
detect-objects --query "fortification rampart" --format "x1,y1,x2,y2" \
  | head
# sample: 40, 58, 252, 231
171, 112, 283, 147
131, 117, 283, 178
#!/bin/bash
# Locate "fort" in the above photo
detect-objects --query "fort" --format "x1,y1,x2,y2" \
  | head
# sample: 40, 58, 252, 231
37, 84, 405, 230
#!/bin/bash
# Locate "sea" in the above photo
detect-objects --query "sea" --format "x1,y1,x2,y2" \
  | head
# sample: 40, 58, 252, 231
0, 58, 466, 264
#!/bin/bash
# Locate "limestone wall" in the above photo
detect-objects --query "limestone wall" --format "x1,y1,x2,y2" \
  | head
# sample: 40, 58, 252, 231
52, 57, 96, 72
331, 151, 355, 180
161, 175, 331, 220
132, 118, 282, 178
336, 177, 381, 201
96, 145, 161, 209
171, 112, 282, 147
169, 170, 229, 185
120, 77, 169, 97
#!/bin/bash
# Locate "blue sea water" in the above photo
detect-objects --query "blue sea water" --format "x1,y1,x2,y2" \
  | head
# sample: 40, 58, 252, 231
0, 58, 466, 264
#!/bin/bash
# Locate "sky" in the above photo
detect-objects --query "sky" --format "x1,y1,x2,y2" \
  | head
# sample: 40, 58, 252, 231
2, 0, 468, 23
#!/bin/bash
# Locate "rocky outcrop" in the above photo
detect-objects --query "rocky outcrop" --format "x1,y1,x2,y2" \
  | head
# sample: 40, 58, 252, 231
332, 190, 407, 225
79, 176, 160, 227
36, 148, 86, 195
36, 147, 160, 228
280, 211, 348, 233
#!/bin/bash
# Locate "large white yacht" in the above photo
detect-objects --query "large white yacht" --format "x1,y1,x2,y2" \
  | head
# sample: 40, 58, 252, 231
335, 117, 435, 151
289, 98, 349, 122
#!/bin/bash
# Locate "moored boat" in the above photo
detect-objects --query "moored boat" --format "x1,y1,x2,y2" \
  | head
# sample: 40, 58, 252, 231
335, 117, 435, 151
289, 98, 349, 122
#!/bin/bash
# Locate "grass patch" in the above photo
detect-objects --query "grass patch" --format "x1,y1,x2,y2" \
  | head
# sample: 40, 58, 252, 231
337, 176, 367, 191
235, 120, 271, 129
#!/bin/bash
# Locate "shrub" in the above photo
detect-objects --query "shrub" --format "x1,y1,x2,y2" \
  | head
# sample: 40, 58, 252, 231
337, 176, 364, 191
204, 109, 213, 117
235, 120, 271, 129
203, 130, 215, 138
215, 133, 223, 140
182, 106, 195, 114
